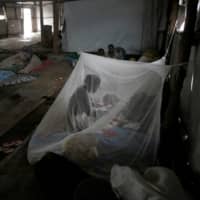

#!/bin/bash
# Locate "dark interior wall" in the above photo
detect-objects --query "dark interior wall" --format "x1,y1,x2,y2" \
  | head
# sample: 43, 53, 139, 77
180, 0, 200, 176
180, 44, 200, 176
169, 0, 198, 64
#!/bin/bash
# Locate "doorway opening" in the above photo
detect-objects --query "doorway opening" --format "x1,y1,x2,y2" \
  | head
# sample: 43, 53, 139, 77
23, 8, 32, 38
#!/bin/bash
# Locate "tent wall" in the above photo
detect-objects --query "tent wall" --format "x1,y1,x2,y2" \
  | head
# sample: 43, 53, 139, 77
62, 0, 168, 54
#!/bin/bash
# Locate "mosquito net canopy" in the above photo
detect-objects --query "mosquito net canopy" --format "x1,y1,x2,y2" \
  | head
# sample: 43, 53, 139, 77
28, 53, 171, 177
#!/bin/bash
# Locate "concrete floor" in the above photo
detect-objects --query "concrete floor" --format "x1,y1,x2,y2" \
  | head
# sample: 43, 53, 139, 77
0, 33, 41, 51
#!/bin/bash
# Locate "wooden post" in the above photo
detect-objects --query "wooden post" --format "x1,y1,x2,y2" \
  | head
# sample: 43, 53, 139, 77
32, 2, 38, 32
39, 0, 44, 44
53, 0, 60, 54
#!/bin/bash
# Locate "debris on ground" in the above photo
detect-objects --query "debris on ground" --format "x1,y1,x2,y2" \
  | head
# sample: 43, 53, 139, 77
0, 140, 24, 160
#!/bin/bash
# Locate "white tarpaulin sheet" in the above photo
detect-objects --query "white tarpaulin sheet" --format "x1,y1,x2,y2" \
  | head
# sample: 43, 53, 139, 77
28, 53, 171, 177
62, 0, 168, 54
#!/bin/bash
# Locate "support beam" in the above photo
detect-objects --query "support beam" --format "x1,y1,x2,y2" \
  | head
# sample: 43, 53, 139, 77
32, 2, 38, 32
39, 0, 44, 44
53, 0, 60, 54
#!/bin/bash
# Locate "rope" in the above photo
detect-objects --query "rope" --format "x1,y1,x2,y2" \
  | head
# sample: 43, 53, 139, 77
164, 20, 178, 58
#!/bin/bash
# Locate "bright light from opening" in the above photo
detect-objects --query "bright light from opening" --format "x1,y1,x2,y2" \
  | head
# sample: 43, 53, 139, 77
177, 21, 186, 32
179, 0, 186, 6
0, 15, 5, 20
191, 74, 194, 91
198, 1, 200, 11
23, 8, 32, 38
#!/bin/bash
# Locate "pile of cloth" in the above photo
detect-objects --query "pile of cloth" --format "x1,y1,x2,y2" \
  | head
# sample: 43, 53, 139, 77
110, 165, 188, 200
95, 45, 160, 63
0, 51, 43, 87
138, 49, 160, 63
96, 44, 126, 60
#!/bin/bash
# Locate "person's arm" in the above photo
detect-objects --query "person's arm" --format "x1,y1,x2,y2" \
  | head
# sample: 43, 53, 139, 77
66, 87, 90, 132
76, 87, 91, 115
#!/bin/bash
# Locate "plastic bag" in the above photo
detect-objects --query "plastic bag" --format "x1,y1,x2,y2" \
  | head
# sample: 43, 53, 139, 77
111, 165, 188, 200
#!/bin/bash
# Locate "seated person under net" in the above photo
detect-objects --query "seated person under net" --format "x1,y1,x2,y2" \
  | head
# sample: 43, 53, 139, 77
66, 74, 101, 133
28, 51, 171, 200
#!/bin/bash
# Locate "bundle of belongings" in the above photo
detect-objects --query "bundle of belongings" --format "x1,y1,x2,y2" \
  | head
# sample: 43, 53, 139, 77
0, 51, 31, 72
111, 165, 188, 200
96, 44, 127, 60
28, 53, 171, 176
138, 49, 160, 63
96, 45, 160, 63
0, 51, 41, 87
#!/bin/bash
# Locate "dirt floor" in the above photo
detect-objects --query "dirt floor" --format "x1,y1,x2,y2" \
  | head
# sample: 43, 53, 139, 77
0, 96, 62, 200
0, 48, 74, 199
0, 139, 46, 200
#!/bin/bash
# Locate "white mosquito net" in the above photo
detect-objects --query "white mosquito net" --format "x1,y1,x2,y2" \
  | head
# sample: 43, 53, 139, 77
28, 53, 171, 177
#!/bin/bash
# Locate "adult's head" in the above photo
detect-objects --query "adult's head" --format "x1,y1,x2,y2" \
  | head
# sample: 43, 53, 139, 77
97, 48, 105, 56
84, 74, 101, 93
108, 44, 114, 51
108, 44, 115, 58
